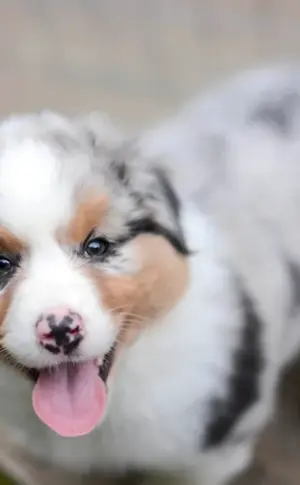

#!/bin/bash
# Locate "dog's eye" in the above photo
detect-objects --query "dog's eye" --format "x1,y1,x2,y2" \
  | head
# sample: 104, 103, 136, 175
84, 237, 110, 258
0, 256, 14, 274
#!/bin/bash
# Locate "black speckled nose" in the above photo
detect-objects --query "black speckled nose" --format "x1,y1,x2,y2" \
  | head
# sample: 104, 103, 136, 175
36, 307, 84, 355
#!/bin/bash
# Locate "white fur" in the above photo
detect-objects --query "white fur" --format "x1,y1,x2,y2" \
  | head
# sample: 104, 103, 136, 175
1, 205, 245, 485
2, 66, 300, 485
4, 241, 115, 369
0, 141, 73, 238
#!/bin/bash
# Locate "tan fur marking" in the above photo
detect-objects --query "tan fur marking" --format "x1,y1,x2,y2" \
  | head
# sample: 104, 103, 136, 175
0, 275, 31, 378
0, 269, 24, 335
0, 226, 26, 254
66, 194, 108, 243
0, 275, 21, 376
0, 228, 24, 331
89, 234, 189, 344
0, 228, 24, 350
0, 287, 13, 332
0, 287, 14, 370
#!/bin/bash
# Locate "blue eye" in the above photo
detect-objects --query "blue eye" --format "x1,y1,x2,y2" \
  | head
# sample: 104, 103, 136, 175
84, 237, 110, 258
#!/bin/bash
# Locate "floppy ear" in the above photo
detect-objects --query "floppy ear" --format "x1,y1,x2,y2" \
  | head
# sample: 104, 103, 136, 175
74, 112, 125, 152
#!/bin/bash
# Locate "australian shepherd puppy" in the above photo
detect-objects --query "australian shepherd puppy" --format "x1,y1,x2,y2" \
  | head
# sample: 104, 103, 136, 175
0, 66, 300, 485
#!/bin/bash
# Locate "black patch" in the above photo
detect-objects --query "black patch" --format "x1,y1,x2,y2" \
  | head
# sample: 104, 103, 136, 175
113, 161, 128, 184
286, 260, 300, 316
63, 337, 83, 355
125, 217, 190, 255
26, 368, 39, 382
154, 167, 181, 218
47, 314, 82, 353
99, 344, 116, 383
250, 92, 300, 135
43, 343, 60, 355
203, 288, 263, 448
48, 315, 72, 347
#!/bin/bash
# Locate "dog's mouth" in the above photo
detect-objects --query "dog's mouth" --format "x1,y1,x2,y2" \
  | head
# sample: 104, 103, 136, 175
27, 344, 116, 438
26, 344, 116, 384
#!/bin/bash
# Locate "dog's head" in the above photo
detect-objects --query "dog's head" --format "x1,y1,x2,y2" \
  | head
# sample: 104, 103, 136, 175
0, 112, 189, 437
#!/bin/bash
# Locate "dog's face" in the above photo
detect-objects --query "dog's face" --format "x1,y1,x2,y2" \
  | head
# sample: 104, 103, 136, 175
0, 113, 189, 437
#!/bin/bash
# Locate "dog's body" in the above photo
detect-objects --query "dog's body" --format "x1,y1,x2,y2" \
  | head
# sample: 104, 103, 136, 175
1, 66, 300, 485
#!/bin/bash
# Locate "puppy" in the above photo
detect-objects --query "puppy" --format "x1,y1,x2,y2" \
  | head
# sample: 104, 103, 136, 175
0, 66, 300, 485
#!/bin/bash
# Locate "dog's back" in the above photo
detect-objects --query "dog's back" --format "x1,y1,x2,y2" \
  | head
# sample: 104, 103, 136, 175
142, 65, 300, 365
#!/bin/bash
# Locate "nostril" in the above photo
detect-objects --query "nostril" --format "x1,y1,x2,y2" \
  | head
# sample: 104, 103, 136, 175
36, 308, 84, 355
41, 331, 53, 340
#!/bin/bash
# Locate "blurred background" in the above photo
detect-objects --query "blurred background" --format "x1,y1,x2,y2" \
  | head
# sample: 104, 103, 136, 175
1, 0, 300, 129
0, 1, 300, 484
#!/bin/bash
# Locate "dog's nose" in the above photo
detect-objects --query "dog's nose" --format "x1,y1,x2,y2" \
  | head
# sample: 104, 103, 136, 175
36, 307, 84, 355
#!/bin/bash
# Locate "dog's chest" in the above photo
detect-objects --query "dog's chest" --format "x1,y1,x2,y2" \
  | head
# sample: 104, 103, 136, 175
95, 338, 206, 470
93, 281, 239, 471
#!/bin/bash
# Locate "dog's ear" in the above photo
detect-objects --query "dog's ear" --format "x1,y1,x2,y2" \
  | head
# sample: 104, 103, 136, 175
75, 112, 140, 186
74, 112, 125, 153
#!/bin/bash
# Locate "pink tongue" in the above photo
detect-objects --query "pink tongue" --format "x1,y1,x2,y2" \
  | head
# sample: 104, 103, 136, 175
32, 361, 106, 437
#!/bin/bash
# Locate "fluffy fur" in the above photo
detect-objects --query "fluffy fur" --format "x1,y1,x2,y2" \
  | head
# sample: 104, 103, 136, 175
0, 66, 300, 485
